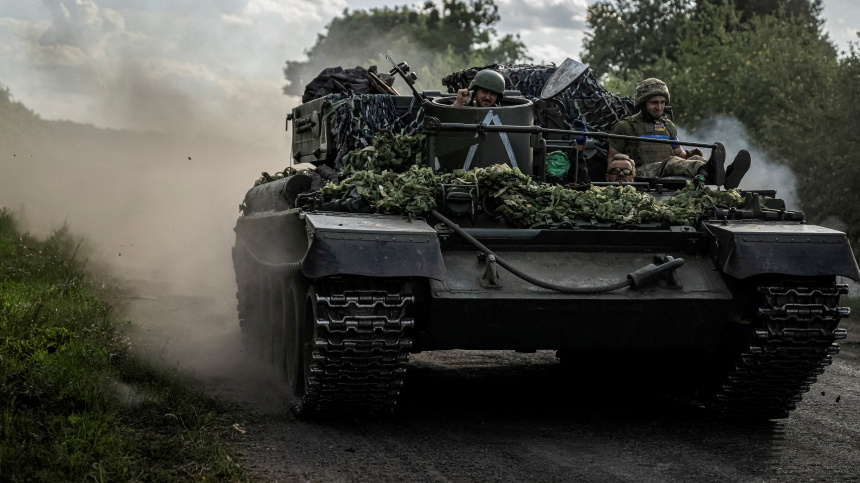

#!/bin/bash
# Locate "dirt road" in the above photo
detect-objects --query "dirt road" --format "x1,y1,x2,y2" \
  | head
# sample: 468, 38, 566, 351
126, 290, 860, 483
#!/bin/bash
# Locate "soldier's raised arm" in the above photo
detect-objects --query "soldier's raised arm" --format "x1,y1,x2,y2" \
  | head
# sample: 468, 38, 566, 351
452, 89, 470, 107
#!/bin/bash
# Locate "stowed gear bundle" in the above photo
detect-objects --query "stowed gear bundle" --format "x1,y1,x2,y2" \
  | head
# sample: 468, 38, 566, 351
320, 132, 743, 227
322, 93, 424, 168
442, 64, 634, 146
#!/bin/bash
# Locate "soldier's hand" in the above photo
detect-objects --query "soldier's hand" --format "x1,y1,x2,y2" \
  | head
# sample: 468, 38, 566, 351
687, 148, 704, 158
453, 89, 470, 107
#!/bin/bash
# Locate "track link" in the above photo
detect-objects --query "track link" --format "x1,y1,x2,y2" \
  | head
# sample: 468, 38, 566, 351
711, 283, 850, 419
302, 277, 414, 415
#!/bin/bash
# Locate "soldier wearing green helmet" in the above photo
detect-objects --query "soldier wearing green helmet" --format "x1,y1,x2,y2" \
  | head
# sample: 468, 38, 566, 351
607, 78, 751, 189
453, 69, 505, 108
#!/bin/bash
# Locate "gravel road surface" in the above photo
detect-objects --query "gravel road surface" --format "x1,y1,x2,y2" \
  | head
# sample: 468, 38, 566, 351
126, 290, 860, 483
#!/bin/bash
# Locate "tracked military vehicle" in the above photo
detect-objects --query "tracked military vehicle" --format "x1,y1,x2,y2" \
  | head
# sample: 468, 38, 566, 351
233, 58, 859, 418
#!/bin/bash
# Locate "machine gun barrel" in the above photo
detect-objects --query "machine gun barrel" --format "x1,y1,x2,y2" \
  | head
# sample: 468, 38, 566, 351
384, 53, 425, 106
432, 122, 718, 149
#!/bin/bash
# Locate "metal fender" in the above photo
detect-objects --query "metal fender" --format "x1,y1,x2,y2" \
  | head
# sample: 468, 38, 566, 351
301, 213, 446, 280
705, 222, 860, 281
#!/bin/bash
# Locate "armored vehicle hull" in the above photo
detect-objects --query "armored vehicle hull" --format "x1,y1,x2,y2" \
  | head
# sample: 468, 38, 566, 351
234, 202, 858, 417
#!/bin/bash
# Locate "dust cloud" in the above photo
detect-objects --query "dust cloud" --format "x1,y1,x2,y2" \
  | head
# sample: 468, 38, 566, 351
677, 115, 800, 210
1, 104, 297, 412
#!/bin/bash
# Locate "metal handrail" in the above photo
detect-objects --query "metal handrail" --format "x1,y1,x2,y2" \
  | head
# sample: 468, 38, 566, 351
428, 122, 717, 149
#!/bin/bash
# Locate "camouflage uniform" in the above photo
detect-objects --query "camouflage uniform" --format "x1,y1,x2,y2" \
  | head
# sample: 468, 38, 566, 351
609, 78, 707, 178
637, 155, 707, 178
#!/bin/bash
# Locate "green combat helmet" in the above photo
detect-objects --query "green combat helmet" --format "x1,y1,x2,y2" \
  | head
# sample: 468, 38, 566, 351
634, 78, 670, 107
469, 69, 506, 99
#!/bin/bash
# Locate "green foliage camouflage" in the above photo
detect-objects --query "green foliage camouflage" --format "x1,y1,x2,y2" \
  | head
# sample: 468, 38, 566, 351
322, 163, 743, 227
322, 167, 440, 214
341, 131, 426, 174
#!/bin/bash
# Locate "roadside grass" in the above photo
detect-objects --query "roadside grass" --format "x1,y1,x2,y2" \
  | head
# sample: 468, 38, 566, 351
0, 209, 245, 482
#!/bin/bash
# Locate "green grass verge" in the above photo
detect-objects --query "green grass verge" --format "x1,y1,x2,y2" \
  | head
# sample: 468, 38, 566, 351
0, 209, 246, 482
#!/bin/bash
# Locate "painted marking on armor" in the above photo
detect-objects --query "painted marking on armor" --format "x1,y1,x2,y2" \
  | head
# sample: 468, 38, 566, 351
493, 114, 518, 168
462, 110, 517, 170
463, 145, 479, 170
464, 110, 496, 170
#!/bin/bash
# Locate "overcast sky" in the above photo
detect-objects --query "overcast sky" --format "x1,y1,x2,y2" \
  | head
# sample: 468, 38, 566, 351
1, 0, 856, 147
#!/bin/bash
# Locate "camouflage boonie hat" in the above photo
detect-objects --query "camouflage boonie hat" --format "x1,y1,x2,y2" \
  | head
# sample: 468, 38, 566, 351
634, 78, 670, 107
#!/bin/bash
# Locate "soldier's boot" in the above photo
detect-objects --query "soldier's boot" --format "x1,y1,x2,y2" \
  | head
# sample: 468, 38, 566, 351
723, 150, 751, 190
704, 141, 726, 186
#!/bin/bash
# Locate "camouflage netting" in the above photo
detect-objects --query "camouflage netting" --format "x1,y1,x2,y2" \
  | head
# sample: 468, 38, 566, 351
323, 93, 424, 168
322, 132, 744, 227
442, 64, 634, 147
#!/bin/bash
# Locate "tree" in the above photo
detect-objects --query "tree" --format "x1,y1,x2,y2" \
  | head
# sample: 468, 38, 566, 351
732, 0, 824, 28
582, 0, 695, 79
283, 0, 528, 96
641, 2, 837, 133
582, 0, 827, 80
802, 44, 860, 253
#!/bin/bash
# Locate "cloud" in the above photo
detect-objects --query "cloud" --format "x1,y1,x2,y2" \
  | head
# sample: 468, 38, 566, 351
496, 0, 587, 31
0, 0, 316, 149
39, 0, 129, 51
527, 43, 574, 65
220, 13, 254, 26
518, 27, 586, 65
241, 0, 347, 24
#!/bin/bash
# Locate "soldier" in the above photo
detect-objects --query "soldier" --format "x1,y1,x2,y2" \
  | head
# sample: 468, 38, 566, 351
605, 154, 635, 183
453, 70, 505, 108
607, 78, 750, 189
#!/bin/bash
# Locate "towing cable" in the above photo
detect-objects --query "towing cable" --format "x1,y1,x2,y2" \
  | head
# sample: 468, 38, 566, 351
430, 209, 684, 294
